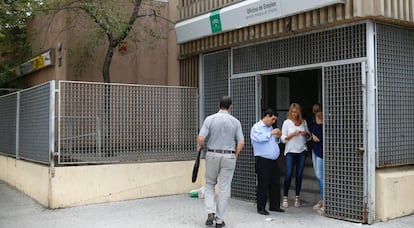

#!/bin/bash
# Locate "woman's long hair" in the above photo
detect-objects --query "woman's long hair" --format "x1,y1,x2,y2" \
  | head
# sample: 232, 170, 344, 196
287, 103, 303, 123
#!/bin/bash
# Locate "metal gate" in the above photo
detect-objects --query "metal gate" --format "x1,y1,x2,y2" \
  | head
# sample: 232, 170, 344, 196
230, 76, 257, 201
201, 23, 370, 222
201, 50, 258, 200
201, 50, 230, 117
323, 62, 366, 222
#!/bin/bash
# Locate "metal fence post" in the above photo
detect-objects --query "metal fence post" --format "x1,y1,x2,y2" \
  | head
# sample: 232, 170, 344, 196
15, 92, 20, 159
49, 80, 56, 165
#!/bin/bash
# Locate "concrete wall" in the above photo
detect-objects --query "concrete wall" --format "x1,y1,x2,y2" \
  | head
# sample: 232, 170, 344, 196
376, 166, 414, 221
0, 156, 50, 206
0, 155, 205, 209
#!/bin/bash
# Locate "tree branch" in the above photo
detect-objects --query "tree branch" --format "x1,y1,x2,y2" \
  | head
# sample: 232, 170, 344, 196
35, 0, 82, 13
113, 0, 142, 46
79, 4, 113, 42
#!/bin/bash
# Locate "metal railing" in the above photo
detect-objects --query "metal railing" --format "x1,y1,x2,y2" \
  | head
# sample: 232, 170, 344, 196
58, 81, 199, 164
0, 81, 55, 164
0, 80, 198, 165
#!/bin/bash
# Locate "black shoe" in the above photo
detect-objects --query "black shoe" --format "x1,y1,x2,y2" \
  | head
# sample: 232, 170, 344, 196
257, 209, 270, 215
205, 213, 215, 226
269, 208, 285, 213
216, 221, 225, 227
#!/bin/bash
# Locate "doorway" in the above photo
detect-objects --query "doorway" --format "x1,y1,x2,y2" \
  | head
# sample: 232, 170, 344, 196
261, 69, 322, 126
260, 68, 322, 204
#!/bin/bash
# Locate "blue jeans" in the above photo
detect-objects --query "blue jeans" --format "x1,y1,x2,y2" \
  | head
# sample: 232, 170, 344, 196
283, 151, 306, 196
312, 152, 324, 200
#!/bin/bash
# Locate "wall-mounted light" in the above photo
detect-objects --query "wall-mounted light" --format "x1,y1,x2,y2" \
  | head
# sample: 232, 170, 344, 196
57, 41, 62, 52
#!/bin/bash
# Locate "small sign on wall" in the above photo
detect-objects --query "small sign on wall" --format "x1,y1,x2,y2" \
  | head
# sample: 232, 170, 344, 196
14, 49, 54, 77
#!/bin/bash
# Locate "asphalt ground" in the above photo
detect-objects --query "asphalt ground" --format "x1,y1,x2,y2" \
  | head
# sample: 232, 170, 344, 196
1, 181, 413, 228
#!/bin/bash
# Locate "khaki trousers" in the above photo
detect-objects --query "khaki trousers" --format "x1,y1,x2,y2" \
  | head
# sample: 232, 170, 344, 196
204, 152, 237, 223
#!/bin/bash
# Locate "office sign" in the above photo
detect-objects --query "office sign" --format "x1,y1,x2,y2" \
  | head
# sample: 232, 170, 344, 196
14, 49, 54, 77
176, 0, 345, 44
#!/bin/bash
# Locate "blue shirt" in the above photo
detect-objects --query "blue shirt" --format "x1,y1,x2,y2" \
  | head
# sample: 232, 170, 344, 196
311, 122, 323, 158
250, 120, 280, 160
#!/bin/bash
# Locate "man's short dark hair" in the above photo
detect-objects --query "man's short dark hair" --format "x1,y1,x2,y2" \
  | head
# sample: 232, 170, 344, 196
263, 108, 278, 118
220, 96, 232, 109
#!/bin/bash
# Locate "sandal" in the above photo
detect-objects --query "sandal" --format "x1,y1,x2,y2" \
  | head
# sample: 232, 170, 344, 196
313, 200, 323, 210
282, 196, 288, 208
294, 196, 300, 208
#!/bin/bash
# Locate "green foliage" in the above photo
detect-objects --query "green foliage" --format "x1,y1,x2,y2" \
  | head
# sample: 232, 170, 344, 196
71, 0, 166, 82
0, 0, 40, 30
0, 0, 42, 85
67, 29, 105, 78
1, 0, 169, 83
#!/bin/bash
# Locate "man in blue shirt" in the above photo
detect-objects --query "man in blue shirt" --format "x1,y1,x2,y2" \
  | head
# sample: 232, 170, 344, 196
251, 109, 285, 215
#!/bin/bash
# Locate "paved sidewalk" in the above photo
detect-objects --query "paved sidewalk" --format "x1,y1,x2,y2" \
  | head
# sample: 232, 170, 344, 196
0, 181, 413, 228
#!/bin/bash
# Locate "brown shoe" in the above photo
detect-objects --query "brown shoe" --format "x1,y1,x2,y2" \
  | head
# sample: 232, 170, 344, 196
205, 213, 215, 226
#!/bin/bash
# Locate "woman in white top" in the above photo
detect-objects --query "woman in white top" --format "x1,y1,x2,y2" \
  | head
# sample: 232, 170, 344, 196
281, 103, 310, 208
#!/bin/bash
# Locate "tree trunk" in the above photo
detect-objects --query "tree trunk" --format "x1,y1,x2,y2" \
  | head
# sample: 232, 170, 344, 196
102, 42, 115, 83
103, 42, 115, 156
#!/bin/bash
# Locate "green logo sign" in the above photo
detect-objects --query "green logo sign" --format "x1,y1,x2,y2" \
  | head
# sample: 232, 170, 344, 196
210, 9, 222, 33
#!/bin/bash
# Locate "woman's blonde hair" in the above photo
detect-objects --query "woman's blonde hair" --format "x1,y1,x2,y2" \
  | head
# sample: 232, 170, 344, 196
288, 103, 303, 122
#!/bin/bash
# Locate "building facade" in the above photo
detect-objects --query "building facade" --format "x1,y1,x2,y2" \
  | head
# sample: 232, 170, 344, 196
176, 0, 414, 223
0, 0, 205, 210
8, 0, 180, 87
